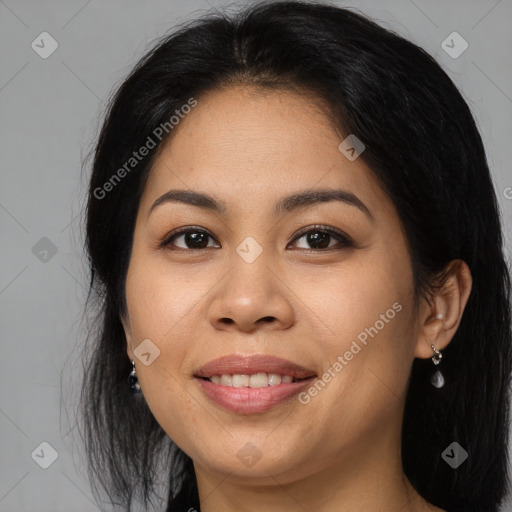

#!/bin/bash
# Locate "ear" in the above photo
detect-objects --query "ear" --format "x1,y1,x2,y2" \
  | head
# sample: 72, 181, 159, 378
414, 259, 472, 359
120, 313, 135, 362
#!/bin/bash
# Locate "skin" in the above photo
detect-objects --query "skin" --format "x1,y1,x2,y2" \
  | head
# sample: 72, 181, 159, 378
122, 85, 472, 512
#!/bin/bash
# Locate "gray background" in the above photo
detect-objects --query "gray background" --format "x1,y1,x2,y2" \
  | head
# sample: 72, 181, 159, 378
1, 0, 511, 510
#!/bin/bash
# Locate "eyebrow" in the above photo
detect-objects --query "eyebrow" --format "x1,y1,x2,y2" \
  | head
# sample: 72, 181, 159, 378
149, 188, 373, 220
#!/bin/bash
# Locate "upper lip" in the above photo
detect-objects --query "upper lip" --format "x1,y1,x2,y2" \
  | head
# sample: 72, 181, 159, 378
194, 354, 317, 379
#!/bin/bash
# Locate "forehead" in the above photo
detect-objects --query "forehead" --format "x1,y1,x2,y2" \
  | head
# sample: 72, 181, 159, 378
140, 85, 390, 217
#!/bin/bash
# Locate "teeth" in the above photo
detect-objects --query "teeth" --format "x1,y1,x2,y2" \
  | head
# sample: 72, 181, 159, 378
249, 373, 269, 388
220, 374, 232, 386
268, 374, 281, 386
232, 374, 250, 387
207, 372, 299, 387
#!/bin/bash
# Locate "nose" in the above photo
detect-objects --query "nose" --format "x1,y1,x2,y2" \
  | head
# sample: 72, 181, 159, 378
206, 252, 295, 334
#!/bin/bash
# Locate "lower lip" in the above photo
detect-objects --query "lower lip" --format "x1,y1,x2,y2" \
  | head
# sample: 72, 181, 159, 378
195, 377, 316, 414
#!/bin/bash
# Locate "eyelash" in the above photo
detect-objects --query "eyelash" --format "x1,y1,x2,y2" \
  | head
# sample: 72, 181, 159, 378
160, 224, 355, 252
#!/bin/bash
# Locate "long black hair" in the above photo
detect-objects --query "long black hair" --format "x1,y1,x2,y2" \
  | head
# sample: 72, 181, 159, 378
79, 1, 512, 511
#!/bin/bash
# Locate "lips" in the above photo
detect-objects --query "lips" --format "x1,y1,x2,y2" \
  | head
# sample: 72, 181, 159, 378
193, 354, 318, 414
194, 354, 317, 380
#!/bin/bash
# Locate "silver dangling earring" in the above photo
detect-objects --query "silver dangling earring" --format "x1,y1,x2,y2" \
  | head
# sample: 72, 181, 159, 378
430, 344, 444, 388
128, 360, 141, 393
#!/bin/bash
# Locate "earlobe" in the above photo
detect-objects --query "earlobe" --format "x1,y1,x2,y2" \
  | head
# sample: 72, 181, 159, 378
414, 259, 472, 360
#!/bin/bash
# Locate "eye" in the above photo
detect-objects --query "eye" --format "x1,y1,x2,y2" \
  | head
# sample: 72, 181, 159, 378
160, 225, 354, 251
161, 227, 220, 250
288, 225, 354, 250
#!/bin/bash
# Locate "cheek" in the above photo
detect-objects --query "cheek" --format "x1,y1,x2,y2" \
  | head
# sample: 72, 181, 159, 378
303, 246, 415, 417
124, 251, 203, 343
124, 259, 204, 445
123, 254, 192, 397
305, 248, 413, 355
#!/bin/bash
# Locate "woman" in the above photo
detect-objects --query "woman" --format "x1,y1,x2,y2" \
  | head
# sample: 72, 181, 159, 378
79, 2, 512, 511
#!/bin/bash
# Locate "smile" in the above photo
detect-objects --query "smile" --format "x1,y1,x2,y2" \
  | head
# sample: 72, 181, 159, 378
201, 372, 305, 387
195, 374, 317, 414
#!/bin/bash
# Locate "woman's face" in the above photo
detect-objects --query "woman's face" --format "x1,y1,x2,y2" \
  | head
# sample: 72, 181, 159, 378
122, 85, 425, 484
